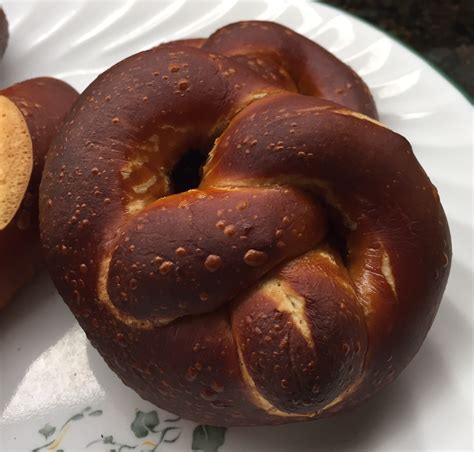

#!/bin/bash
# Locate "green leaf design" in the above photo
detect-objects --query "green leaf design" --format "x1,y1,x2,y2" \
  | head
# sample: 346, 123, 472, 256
32, 440, 54, 452
117, 445, 137, 451
164, 415, 181, 422
103, 435, 114, 444
131, 410, 159, 438
88, 410, 103, 417
192, 425, 227, 452
60, 407, 91, 430
38, 423, 56, 440
70, 413, 84, 421
160, 426, 181, 443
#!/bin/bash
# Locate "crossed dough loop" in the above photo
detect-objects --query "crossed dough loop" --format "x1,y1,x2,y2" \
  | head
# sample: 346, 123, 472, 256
39, 21, 450, 426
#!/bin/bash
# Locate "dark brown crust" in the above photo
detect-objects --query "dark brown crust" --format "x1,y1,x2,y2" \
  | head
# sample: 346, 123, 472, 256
202, 93, 451, 411
0, 78, 78, 309
108, 187, 326, 321
166, 22, 377, 117
232, 248, 367, 414
0, 219, 41, 310
202, 21, 377, 118
39, 21, 450, 426
0, 7, 8, 58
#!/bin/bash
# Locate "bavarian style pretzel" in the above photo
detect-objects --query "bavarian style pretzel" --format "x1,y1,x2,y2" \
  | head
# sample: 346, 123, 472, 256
40, 21, 450, 426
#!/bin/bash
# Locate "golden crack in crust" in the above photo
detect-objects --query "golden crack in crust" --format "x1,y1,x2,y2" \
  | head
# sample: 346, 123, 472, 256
381, 250, 397, 297
260, 279, 314, 348
203, 175, 358, 231
229, 308, 315, 419
97, 251, 175, 329
330, 108, 387, 128
228, 265, 363, 418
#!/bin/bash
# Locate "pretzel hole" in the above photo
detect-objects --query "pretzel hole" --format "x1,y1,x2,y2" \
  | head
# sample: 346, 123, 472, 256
327, 227, 349, 266
325, 206, 349, 266
171, 148, 208, 193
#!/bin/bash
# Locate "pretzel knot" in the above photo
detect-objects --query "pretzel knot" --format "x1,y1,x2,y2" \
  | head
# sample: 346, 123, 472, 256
40, 21, 450, 426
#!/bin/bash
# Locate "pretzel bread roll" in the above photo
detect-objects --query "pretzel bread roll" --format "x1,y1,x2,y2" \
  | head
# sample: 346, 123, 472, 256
40, 23, 450, 426
0, 78, 78, 309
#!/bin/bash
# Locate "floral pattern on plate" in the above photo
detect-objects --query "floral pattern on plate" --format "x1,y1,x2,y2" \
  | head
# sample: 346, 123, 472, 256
32, 406, 226, 452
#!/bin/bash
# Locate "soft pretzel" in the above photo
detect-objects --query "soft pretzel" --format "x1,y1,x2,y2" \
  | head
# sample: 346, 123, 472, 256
40, 21, 450, 426
0, 78, 78, 309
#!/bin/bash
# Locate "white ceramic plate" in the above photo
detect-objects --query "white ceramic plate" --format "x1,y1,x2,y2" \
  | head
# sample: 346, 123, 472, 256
0, 1, 472, 451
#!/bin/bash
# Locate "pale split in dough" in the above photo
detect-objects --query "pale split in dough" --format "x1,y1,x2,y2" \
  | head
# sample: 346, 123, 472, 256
0, 95, 33, 230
